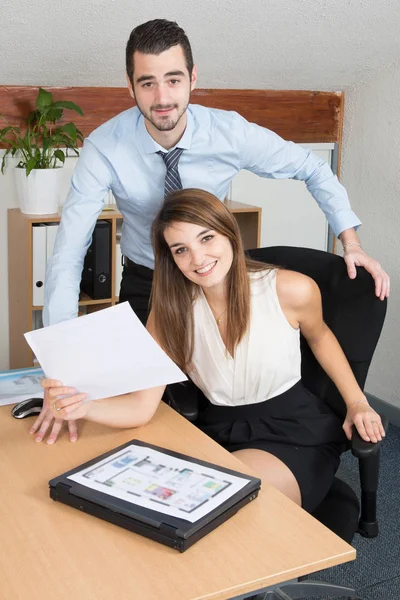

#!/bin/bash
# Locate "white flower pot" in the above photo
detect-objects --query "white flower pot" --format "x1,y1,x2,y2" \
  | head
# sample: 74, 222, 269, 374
14, 167, 63, 215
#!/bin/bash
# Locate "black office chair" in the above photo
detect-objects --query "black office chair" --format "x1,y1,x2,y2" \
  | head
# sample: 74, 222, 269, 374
244, 247, 388, 600
166, 246, 388, 599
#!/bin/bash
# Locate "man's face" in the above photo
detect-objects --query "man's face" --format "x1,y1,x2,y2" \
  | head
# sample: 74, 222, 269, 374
127, 45, 197, 133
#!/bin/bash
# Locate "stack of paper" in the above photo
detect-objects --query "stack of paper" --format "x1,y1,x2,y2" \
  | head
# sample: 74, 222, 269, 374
0, 367, 44, 407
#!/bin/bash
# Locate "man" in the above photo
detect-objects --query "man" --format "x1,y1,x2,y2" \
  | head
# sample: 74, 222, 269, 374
34, 19, 389, 444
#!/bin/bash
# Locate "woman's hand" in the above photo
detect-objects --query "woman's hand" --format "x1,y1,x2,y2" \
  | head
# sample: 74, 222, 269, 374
43, 378, 89, 420
29, 402, 78, 444
343, 399, 385, 443
29, 379, 88, 444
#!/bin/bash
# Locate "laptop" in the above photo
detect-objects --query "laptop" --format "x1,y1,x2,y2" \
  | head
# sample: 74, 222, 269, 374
49, 439, 261, 552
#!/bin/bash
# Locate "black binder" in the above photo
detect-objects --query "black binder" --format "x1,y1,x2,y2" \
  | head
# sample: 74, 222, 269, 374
80, 220, 111, 299
49, 439, 261, 552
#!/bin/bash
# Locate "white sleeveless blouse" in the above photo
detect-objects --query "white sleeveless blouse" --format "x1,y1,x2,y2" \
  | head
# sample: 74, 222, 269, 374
188, 269, 301, 406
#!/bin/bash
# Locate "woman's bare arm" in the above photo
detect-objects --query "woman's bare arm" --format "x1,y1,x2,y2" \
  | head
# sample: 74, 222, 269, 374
277, 269, 385, 443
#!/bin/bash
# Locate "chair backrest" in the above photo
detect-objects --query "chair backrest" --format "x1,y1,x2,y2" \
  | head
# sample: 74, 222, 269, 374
247, 247, 387, 419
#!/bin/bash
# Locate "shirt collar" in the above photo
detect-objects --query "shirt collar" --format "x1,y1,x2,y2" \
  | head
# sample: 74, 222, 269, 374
137, 106, 194, 154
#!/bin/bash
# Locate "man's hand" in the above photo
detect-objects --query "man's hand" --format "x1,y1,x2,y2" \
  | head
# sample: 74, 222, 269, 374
29, 402, 78, 444
343, 246, 390, 301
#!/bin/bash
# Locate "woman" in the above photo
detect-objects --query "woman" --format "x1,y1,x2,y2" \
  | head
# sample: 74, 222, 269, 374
41, 189, 384, 512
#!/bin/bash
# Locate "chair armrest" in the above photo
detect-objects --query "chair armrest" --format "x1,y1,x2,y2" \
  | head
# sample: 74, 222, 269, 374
351, 415, 388, 537
351, 414, 389, 459
163, 384, 199, 422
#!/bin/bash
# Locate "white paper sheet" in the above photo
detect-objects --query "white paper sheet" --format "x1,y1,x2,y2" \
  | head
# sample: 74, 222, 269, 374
68, 444, 250, 523
24, 302, 187, 401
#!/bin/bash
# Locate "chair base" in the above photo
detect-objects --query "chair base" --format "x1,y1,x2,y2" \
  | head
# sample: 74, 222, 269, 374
251, 580, 360, 599
358, 518, 379, 538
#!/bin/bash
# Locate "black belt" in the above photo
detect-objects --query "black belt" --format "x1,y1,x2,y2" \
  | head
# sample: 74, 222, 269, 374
123, 256, 135, 268
123, 256, 154, 276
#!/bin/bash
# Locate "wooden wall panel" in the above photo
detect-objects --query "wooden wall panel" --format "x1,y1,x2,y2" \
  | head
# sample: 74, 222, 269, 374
0, 85, 343, 146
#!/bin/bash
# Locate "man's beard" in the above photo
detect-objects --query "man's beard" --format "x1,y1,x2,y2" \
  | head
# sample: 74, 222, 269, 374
137, 100, 189, 132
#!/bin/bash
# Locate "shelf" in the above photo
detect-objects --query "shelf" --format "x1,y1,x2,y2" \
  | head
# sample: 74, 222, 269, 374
224, 200, 261, 214
31, 296, 114, 310
78, 295, 113, 306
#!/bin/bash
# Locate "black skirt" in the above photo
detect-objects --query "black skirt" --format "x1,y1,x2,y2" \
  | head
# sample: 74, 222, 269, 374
196, 380, 347, 512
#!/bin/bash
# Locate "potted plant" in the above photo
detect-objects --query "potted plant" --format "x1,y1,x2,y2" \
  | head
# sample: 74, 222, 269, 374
0, 87, 83, 214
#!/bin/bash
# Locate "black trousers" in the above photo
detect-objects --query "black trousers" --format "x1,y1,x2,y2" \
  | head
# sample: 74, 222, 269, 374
119, 258, 153, 325
119, 258, 200, 414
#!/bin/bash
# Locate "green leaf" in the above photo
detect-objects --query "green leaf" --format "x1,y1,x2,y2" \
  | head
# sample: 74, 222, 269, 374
27, 110, 39, 126
51, 100, 84, 116
21, 134, 33, 153
54, 149, 65, 164
26, 157, 37, 176
36, 88, 53, 110
0, 125, 21, 149
1, 89, 83, 170
52, 133, 78, 148
42, 137, 51, 153
61, 122, 77, 141
0, 126, 14, 138
46, 108, 63, 123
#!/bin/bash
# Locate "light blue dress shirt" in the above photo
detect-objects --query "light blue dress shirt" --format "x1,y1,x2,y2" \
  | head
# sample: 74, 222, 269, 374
43, 104, 361, 326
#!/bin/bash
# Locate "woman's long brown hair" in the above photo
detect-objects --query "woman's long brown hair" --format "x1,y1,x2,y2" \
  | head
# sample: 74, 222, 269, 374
151, 189, 271, 372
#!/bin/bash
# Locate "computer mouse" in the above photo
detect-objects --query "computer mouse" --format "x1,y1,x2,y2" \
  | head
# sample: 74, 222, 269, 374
11, 397, 44, 419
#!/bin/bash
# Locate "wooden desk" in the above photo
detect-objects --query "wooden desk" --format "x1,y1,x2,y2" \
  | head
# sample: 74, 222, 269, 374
0, 402, 355, 600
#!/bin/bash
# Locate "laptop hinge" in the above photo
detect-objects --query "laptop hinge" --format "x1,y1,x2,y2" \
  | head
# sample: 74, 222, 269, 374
50, 482, 70, 501
159, 522, 178, 536
159, 522, 183, 550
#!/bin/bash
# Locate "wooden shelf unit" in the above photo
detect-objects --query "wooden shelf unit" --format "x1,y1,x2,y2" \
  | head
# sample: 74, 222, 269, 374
8, 201, 261, 369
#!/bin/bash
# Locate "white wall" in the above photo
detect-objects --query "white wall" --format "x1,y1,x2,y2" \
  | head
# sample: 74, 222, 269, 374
2, 0, 400, 91
341, 64, 400, 407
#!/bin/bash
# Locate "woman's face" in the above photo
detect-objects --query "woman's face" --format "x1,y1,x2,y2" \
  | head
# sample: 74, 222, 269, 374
163, 221, 234, 292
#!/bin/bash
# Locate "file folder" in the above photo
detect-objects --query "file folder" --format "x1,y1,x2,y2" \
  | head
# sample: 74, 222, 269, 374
32, 224, 47, 306
81, 220, 112, 299
115, 236, 123, 297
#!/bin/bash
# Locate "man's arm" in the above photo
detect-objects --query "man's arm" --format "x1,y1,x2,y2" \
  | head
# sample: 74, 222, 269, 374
237, 115, 389, 297
36, 141, 113, 445
43, 140, 113, 326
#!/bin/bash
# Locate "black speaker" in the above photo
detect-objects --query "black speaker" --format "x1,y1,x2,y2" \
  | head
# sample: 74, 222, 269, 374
80, 220, 111, 300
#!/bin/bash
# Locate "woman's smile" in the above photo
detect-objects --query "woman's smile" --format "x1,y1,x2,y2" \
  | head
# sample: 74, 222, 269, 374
194, 260, 217, 275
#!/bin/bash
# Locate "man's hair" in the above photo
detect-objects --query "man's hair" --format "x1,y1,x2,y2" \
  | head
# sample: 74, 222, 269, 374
126, 19, 194, 85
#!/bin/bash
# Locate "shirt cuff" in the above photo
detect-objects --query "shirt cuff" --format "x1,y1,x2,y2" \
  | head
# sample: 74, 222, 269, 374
328, 210, 362, 238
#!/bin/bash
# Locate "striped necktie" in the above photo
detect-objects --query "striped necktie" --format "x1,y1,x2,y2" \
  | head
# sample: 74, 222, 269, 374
157, 148, 184, 198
